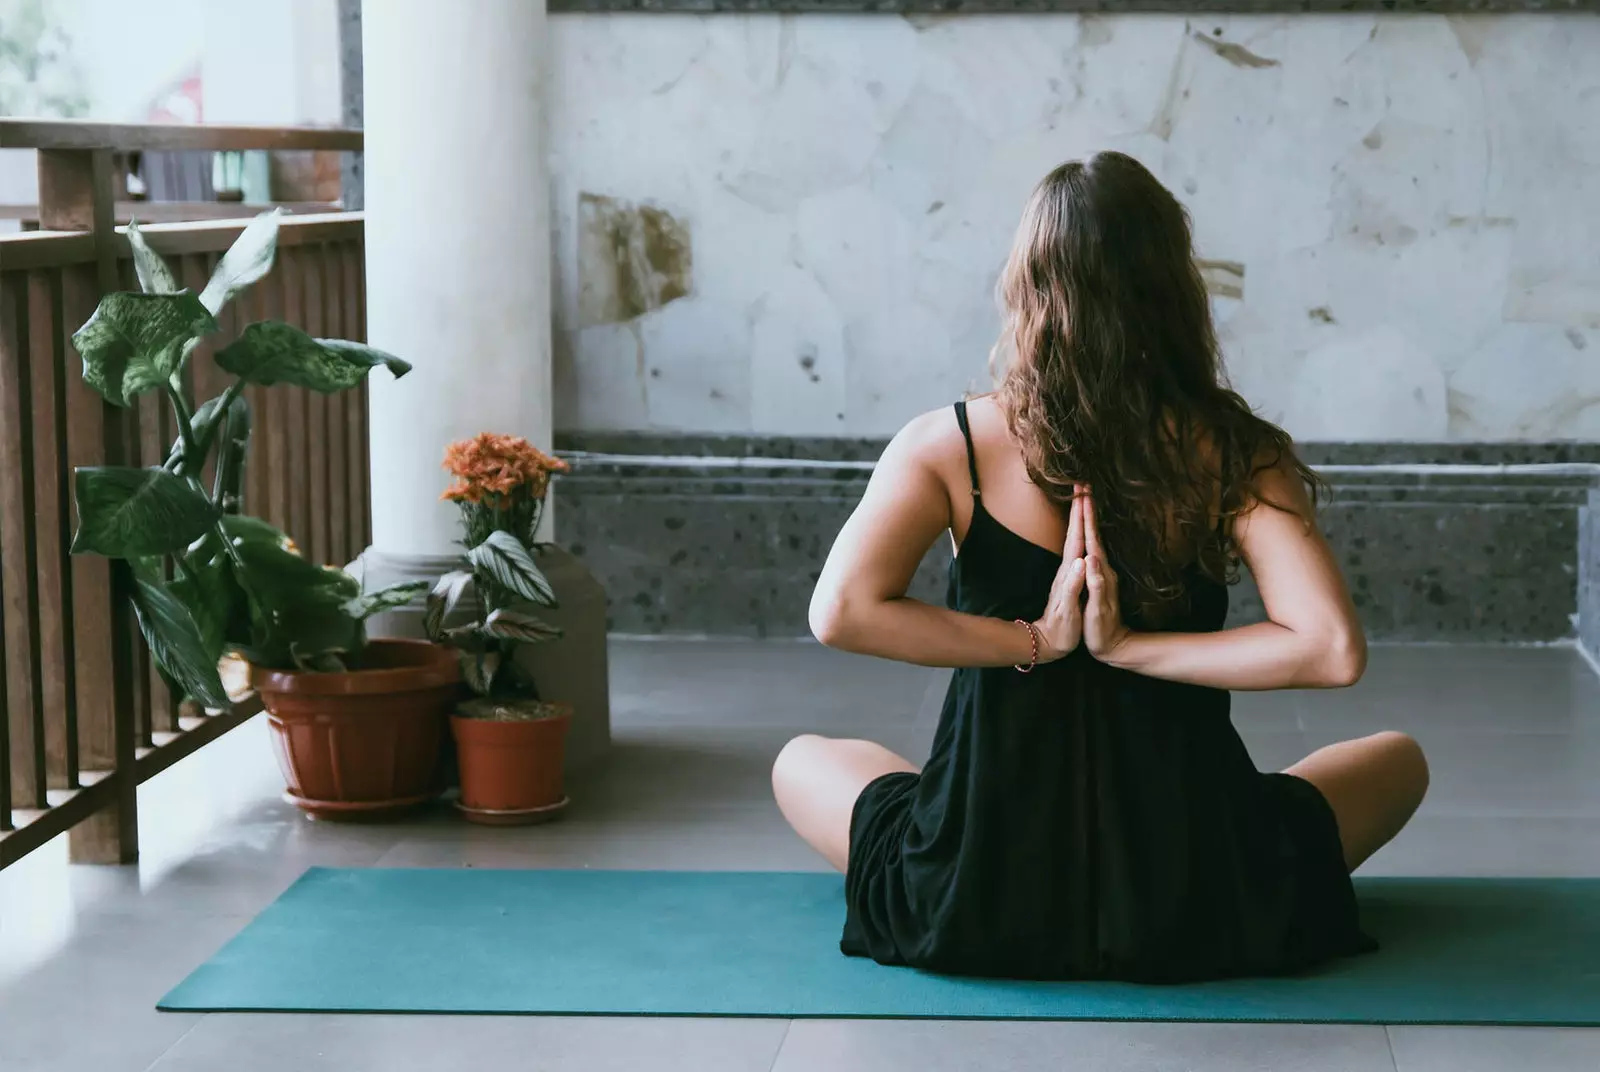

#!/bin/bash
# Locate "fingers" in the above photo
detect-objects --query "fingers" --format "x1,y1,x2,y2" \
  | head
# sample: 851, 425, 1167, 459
1084, 552, 1103, 595
1066, 557, 1086, 598
1064, 485, 1085, 560
1083, 490, 1103, 560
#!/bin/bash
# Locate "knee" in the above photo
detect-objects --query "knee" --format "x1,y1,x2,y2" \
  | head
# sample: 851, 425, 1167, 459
772, 733, 829, 793
1374, 730, 1430, 795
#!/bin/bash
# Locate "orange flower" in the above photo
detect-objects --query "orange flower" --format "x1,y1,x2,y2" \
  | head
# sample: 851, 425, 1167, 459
440, 432, 568, 503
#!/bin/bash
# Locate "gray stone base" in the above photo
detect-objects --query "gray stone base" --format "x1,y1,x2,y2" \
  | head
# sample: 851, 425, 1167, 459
552, 436, 1594, 644
1581, 489, 1600, 665
353, 546, 612, 771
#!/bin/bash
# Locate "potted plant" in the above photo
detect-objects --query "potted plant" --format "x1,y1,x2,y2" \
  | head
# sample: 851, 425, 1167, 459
425, 433, 572, 825
69, 210, 455, 819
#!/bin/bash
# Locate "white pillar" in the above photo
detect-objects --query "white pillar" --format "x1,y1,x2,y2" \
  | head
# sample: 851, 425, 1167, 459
356, 0, 606, 771
362, 0, 550, 556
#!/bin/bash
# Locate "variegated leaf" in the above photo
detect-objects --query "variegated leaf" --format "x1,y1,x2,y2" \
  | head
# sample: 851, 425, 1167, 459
481, 608, 562, 644
424, 570, 473, 639
466, 530, 557, 607
460, 650, 500, 695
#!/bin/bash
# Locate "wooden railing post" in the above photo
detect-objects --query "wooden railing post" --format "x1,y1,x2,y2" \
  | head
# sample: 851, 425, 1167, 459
0, 259, 47, 820
38, 148, 140, 865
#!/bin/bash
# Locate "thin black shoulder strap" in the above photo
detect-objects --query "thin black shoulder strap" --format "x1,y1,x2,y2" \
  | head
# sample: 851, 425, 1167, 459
954, 400, 981, 497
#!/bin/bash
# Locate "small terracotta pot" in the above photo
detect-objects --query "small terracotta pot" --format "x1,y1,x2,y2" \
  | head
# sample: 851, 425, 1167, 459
450, 702, 572, 824
255, 639, 461, 820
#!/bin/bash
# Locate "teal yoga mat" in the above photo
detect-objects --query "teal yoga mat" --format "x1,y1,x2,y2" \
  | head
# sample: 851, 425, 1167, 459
160, 869, 1600, 1024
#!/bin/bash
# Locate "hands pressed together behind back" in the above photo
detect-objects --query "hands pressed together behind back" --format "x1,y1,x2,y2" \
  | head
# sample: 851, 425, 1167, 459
1032, 486, 1132, 665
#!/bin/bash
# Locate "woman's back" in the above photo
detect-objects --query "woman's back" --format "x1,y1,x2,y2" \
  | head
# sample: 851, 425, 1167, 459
839, 400, 1371, 982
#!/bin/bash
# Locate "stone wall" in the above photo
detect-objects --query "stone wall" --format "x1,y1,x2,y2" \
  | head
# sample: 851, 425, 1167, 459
545, 10, 1600, 441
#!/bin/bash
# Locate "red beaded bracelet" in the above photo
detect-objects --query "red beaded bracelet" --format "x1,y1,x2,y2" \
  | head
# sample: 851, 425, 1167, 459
1014, 619, 1039, 673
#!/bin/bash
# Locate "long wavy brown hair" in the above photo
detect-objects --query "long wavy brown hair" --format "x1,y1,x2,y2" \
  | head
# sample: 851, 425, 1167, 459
993, 152, 1321, 617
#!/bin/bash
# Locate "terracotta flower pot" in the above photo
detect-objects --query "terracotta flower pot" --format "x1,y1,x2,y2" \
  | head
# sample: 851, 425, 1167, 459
450, 701, 572, 825
255, 639, 461, 820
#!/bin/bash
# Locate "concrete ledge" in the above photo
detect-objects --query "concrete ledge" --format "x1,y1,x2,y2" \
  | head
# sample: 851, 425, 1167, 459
553, 441, 1595, 644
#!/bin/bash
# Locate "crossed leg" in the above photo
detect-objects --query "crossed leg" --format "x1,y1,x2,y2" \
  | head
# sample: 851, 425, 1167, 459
772, 734, 918, 872
1285, 730, 1430, 871
771, 730, 1428, 876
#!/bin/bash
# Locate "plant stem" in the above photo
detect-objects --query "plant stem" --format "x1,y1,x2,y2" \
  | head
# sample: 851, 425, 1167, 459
166, 383, 201, 481
182, 377, 249, 481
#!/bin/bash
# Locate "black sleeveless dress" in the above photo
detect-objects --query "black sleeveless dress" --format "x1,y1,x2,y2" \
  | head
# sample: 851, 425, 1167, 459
841, 402, 1374, 983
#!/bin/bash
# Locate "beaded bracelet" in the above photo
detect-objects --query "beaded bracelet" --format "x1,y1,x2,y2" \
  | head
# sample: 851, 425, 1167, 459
1014, 619, 1039, 673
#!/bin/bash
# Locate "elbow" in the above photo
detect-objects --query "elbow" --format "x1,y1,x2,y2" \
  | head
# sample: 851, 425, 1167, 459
808, 587, 853, 650
1313, 624, 1367, 688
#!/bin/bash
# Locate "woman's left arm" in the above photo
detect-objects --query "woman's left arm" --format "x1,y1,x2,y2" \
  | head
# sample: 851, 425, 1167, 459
1080, 463, 1366, 691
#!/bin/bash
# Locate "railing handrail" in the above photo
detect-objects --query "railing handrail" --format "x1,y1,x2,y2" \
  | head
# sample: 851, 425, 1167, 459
0, 200, 343, 223
0, 211, 365, 270
0, 119, 362, 153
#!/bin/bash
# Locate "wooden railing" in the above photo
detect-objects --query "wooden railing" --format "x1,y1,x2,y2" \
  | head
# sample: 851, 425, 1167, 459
0, 121, 367, 868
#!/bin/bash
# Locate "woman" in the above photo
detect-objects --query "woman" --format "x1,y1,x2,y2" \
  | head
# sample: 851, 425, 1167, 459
771, 153, 1429, 983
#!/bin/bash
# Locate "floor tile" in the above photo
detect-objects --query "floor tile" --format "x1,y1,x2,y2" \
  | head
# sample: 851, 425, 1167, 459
1295, 645, 1600, 738
0, 914, 244, 1072
149, 1013, 791, 1072
1230, 690, 1303, 732
377, 821, 831, 872
578, 723, 935, 817
1389, 1026, 1600, 1072
1379, 732, 1600, 817
773, 1020, 1397, 1072
610, 638, 940, 730
1357, 814, 1600, 877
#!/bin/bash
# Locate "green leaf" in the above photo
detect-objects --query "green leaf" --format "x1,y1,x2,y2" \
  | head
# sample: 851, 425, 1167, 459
232, 537, 360, 604
73, 291, 218, 407
71, 466, 221, 558
342, 580, 429, 621
248, 603, 360, 670
220, 513, 294, 549
317, 338, 413, 380
459, 650, 500, 695
481, 608, 562, 644
222, 524, 363, 669
467, 531, 557, 607
126, 220, 178, 294
424, 570, 473, 639
215, 322, 412, 394
170, 550, 243, 662
169, 392, 227, 471
291, 645, 348, 673
199, 209, 282, 315
127, 554, 165, 586
131, 576, 231, 711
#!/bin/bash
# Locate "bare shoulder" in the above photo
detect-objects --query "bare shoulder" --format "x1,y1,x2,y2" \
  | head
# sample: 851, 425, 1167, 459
1241, 442, 1316, 524
884, 404, 964, 461
877, 403, 969, 493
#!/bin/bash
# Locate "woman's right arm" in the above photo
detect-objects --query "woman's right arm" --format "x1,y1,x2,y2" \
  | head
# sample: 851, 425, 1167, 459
1093, 456, 1367, 691
807, 413, 1042, 669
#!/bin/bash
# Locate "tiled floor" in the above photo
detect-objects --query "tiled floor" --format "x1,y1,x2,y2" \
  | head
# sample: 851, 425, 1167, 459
3, 641, 1599, 1071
